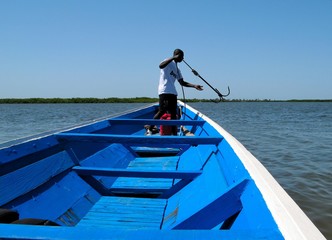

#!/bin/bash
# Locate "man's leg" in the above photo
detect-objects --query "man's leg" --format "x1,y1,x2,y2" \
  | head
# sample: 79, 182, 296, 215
145, 94, 167, 134
168, 95, 178, 135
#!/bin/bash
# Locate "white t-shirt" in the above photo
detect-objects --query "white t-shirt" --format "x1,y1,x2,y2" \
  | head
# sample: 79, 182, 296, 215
158, 60, 183, 95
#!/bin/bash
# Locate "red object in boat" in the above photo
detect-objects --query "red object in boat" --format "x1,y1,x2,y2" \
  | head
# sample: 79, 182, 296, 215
160, 113, 173, 135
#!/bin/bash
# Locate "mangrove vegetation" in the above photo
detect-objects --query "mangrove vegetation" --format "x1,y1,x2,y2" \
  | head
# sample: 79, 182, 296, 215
0, 98, 331, 104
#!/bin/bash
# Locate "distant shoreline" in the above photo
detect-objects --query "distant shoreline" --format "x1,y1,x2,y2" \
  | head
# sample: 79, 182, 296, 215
0, 97, 331, 104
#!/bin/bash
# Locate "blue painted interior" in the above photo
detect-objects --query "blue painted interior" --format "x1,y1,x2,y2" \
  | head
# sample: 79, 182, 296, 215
0, 103, 282, 239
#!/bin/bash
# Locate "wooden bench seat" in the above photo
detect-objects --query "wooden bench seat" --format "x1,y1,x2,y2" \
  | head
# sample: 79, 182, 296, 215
56, 133, 223, 146
73, 165, 202, 198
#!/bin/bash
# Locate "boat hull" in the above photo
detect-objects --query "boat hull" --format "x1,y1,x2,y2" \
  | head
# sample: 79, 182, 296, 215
0, 101, 325, 239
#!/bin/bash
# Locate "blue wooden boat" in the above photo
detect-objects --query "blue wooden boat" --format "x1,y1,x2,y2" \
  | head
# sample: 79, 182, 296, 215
0, 102, 325, 239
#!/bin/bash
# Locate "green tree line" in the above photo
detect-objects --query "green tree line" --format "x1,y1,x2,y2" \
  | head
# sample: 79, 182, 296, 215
0, 97, 331, 104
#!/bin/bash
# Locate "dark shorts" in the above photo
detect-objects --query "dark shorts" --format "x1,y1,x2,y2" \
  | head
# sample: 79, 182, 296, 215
154, 94, 177, 119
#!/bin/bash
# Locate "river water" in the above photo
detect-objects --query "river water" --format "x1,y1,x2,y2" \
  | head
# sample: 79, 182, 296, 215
0, 102, 331, 238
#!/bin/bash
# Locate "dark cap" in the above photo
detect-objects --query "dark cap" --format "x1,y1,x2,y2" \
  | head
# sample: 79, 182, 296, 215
173, 49, 184, 56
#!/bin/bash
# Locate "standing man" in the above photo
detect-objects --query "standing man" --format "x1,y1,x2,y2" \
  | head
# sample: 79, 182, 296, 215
145, 49, 203, 135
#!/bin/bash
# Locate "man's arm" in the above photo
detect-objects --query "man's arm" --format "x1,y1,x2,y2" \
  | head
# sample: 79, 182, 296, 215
159, 54, 183, 69
178, 79, 203, 90
159, 57, 175, 69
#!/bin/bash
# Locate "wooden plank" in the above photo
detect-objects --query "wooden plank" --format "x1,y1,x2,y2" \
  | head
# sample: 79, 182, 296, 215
78, 196, 167, 229
109, 119, 205, 126
131, 147, 180, 156
72, 166, 202, 179
158, 179, 192, 199
0, 151, 75, 206
111, 156, 179, 191
109, 187, 168, 195
0, 135, 60, 167
125, 156, 179, 170
56, 133, 223, 145
0, 225, 283, 239
171, 179, 250, 229
110, 180, 194, 198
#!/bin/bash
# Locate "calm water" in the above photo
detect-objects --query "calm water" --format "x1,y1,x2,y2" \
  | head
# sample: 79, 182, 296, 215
0, 102, 331, 238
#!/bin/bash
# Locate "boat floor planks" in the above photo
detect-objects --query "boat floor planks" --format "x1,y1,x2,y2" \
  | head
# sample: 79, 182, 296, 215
78, 196, 167, 229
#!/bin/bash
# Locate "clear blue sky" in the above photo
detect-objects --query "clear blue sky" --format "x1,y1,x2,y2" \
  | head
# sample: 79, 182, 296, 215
1, 0, 331, 100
